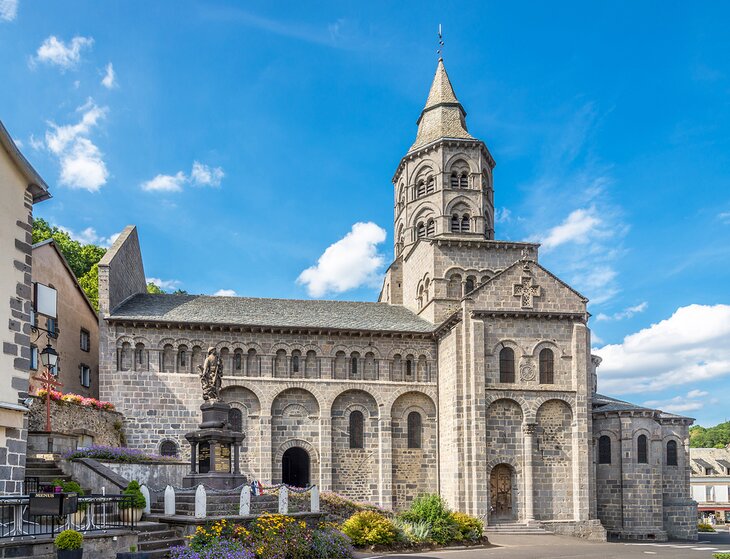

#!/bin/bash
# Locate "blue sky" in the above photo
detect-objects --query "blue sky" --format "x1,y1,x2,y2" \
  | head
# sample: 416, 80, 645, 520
2, 1, 729, 425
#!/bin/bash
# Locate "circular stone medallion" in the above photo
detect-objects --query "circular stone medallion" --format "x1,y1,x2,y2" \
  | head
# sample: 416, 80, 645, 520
520, 364, 535, 381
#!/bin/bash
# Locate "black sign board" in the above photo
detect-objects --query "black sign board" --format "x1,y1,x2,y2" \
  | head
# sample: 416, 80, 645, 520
198, 442, 211, 474
29, 492, 78, 516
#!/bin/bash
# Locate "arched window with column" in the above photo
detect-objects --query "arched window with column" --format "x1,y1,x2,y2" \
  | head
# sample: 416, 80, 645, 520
451, 214, 460, 232
407, 411, 422, 449
426, 176, 435, 193
177, 345, 188, 373
499, 347, 515, 383
459, 173, 468, 188
349, 410, 364, 449
460, 215, 470, 232
246, 348, 259, 376
291, 350, 301, 377
233, 349, 243, 374
539, 348, 554, 384
350, 352, 360, 379
637, 434, 648, 464
416, 222, 426, 238
598, 435, 611, 464
426, 219, 435, 237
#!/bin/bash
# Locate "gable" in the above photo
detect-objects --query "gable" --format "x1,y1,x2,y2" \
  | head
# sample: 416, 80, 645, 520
469, 260, 587, 314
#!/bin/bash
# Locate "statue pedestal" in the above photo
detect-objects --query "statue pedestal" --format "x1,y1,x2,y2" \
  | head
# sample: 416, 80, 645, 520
182, 402, 247, 490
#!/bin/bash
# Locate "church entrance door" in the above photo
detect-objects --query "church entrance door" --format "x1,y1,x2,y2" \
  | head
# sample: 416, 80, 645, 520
282, 447, 310, 487
490, 464, 514, 521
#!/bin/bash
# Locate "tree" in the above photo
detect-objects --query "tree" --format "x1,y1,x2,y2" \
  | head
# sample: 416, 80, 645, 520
146, 282, 164, 294
690, 421, 730, 448
77, 264, 99, 311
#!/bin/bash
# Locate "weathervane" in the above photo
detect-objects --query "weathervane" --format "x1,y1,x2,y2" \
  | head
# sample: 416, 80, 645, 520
437, 24, 444, 59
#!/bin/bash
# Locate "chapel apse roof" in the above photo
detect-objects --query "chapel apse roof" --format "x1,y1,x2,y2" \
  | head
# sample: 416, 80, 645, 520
108, 294, 437, 334
593, 393, 691, 421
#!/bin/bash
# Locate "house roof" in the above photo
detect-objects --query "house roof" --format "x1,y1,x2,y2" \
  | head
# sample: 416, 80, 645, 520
0, 120, 50, 203
108, 294, 437, 334
32, 239, 98, 318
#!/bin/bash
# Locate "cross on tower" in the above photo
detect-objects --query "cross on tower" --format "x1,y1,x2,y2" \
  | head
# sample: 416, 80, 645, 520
513, 276, 541, 309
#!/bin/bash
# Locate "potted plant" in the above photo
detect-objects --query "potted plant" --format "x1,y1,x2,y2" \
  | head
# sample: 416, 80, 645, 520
52, 479, 88, 527
120, 481, 146, 524
55, 529, 83, 559
116, 544, 150, 559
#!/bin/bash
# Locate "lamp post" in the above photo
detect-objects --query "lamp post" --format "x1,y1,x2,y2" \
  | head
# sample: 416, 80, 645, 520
31, 344, 62, 433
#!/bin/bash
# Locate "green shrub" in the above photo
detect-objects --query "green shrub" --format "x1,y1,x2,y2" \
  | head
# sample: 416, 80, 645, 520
393, 517, 432, 543
698, 522, 717, 532
121, 480, 146, 509
400, 494, 458, 545
713, 554, 730, 559
320, 492, 390, 524
51, 478, 87, 511
55, 529, 83, 550
451, 512, 483, 542
341, 511, 398, 546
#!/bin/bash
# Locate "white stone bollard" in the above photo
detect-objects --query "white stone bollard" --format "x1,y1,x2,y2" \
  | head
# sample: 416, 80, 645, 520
278, 486, 289, 514
140, 484, 151, 515
310, 485, 319, 513
164, 485, 175, 516
239, 485, 251, 516
195, 485, 207, 519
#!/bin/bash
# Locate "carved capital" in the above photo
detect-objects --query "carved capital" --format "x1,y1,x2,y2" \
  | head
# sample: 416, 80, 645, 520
524, 423, 537, 435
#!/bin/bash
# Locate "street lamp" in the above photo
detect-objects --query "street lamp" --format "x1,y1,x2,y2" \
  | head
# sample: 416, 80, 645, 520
40, 343, 58, 374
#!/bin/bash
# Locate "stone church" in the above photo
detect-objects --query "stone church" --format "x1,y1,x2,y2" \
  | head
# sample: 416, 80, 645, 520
97, 60, 696, 540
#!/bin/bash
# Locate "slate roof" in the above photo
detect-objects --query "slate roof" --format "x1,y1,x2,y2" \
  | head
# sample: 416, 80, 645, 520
108, 294, 437, 334
593, 393, 690, 420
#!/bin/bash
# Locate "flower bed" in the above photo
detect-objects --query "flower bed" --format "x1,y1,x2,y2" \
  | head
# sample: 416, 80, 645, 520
64, 444, 178, 463
170, 516, 352, 559
37, 388, 115, 411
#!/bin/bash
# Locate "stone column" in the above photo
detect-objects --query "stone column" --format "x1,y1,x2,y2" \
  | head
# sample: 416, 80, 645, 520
523, 423, 537, 522
189, 441, 198, 474
233, 443, 241, 474
259, 414, 272, 483
378, 417, 393, 509
319, 417, 333, 492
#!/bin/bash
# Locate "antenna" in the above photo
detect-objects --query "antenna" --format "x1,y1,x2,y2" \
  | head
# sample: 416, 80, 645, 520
437, 24, 444, 59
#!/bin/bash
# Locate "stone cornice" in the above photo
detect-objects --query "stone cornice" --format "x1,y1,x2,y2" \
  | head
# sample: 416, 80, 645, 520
471, 310, 588, 323
392, 138, 496, 183
432, 310, 463, 339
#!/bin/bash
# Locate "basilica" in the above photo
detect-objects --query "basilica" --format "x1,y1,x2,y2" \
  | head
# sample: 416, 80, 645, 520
97, 59, 696, 540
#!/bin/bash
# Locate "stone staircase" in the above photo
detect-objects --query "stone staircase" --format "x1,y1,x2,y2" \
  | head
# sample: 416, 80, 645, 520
485, 522, 550, 535
136, 522, 186, 559
24, 456, 73, 491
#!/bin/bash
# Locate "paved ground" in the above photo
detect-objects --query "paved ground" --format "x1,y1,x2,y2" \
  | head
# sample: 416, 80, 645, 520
355, 530, 730, 559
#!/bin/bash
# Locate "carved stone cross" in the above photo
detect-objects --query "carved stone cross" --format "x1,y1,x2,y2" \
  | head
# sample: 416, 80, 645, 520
513, 276, 541, 309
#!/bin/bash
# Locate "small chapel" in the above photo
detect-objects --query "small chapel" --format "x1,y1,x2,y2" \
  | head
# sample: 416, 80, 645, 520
97, 59, 697, 541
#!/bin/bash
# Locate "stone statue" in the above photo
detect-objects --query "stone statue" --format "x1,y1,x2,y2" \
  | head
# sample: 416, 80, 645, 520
198, 347, 223, 401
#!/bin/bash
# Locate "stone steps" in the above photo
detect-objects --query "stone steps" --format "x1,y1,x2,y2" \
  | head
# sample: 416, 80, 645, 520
136, 521, 185, 559
486, 522, 549, 535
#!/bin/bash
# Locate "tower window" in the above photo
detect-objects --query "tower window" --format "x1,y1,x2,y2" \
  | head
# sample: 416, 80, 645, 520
450, 173, 459, 188
417, 180, 426, 197
598, 435, 611, 464
417, 222, 426, 238
459, 173, 468, 188
637, 434, 648, 464
539, 348, 554, 384
499, 347, 515, 383
451, 214, 460, 232
666, 440, 678, 466
426, 176, 435, 193
426, 219, 435, 236
461, 215, 470, 232
349, 411, 364, 449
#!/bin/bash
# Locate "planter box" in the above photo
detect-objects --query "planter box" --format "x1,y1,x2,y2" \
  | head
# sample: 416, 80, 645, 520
57, 550, 83, 559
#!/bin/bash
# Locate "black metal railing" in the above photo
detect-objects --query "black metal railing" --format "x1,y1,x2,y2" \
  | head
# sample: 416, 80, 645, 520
22, 477, 39, 494
0, 495, 136, 540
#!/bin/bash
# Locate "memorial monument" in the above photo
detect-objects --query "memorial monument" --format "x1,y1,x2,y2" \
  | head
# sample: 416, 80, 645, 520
182, 348, 247, 489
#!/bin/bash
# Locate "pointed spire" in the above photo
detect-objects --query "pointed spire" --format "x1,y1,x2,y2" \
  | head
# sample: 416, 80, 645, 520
410, 59, 474, 152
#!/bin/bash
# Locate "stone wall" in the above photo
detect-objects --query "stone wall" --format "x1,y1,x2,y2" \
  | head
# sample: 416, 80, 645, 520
533, 399, 573, 520
0, 530, 136, 558
28, 395, 124, 448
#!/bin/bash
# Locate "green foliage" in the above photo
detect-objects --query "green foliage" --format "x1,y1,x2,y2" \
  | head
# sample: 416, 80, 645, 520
51, 479, 88, 512
450, 512, 483, 542
147, 282, 165, 294
55, 529, 83, 550
319, 492, 390, 525
121, 480, 146, 509
392, 517, 432, 543
341, 511, 398, 546
713, 553, 730, 559
690, 422, 730, 448
698, 523, 717, 532
400, 494, 458, 545
77, 263, 99, 311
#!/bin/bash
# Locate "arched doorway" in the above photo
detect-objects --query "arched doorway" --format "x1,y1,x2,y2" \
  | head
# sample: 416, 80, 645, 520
282, 447, 310, 487
490, 464, 514, 521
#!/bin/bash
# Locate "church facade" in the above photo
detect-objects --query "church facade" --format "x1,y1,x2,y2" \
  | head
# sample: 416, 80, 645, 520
97, 60, 696, 540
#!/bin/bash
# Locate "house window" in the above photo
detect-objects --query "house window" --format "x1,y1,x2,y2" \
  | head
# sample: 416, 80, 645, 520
637, 434, 648, 464
349, 410, 364, 449
80, 329, 90, 352
598, 435, 611, 464
80, 364, 91, 388
706, 486, 715, 502
499, 347, 515, 383
47, 317, 59, 338
160, 440, 178, 457
666, 440, 678, 466
706, 467, 715, 475
539, 348, 554, 384
407, 411, 422, 449
30, 344, 38, 370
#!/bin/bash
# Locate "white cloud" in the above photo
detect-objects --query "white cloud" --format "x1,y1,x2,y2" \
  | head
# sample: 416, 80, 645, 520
594, 304, 730, 394
147, 277, 182, 290
687, 389, 709, 399
0, 0, 18, 22
595, 301, 648, 321
57, 225, 120, 248
643, 389, 712, 414
13, 137, 23, 148
101, 63, 116, 89
44, 100, 109, 192
719, 212, 730, 224
34, 35, 93, 69
140, 162, 224, 192
539, 207, 602, 251
213, 289, 237, 297
141, 172, 186, 192
29, 135, 44, 150
297, 222, 387, 297
190, 161, 224, 187
495, 207, 511, 224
